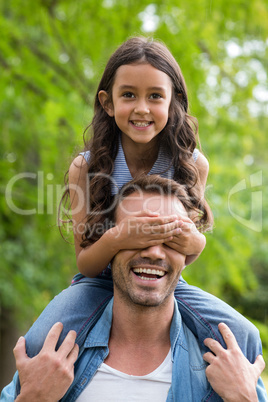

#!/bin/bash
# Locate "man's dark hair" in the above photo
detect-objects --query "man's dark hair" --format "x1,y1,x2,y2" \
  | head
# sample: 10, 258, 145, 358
114, 174, 213, 232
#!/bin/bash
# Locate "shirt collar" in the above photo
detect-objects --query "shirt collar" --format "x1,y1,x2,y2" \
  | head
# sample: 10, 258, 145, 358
83, 297, 182, 354
169, 298, 183, 361
84, 298, 114, 348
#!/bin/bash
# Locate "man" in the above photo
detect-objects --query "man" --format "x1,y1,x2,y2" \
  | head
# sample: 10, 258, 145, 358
1, 175, 267, 401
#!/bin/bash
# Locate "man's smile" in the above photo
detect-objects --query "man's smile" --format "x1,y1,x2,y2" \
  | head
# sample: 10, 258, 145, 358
132, 267, 166, 281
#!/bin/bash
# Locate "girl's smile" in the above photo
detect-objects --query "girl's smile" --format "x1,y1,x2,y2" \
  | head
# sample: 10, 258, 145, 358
99, 63, 173, 148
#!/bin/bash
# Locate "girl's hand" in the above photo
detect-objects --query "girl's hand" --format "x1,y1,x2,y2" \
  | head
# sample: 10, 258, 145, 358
164, 216, 206, 265
203, 323, 265, 402
108, 211, 181, 251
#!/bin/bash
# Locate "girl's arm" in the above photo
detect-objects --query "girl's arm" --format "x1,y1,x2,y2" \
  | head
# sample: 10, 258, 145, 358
196, 152, 209, 195
69, 156, 180, 278
69, 155, 118, 277
165, 153, 209, 265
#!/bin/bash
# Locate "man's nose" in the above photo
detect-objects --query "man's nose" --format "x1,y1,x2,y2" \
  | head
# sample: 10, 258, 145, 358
140, 244, 166, 260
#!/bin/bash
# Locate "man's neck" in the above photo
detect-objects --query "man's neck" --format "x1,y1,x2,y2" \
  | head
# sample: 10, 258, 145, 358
113, 294, 174, 344
104, 294, 174, 375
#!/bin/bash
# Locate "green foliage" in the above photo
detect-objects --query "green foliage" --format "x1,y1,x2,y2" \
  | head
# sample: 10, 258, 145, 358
0, 0, 267, 350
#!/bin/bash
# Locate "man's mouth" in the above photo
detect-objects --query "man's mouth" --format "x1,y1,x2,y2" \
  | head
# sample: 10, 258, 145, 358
132, 267, 166, 281
131, 121, 152, 127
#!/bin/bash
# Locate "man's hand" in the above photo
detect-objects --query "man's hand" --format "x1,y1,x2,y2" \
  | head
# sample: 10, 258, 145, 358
203, 322, 265, 402
14, 322, 79, 402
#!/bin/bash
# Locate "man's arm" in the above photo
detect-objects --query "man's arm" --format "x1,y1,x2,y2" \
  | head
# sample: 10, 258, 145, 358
13, 323, 78, 402
203, 323, 266, 402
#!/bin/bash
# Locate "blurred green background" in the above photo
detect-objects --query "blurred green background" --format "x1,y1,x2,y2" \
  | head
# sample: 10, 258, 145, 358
1, 0, 268, 390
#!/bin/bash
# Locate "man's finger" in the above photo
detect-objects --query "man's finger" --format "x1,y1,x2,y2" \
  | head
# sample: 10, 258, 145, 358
67, 343, 79, 365
253, 354, 265, 377
218, 322, 238, 350
203, 338, 223, 355
42, 322, 63, 351
203, 351, 215, 364
58, 330, 77, 358
13, 337, 27, 368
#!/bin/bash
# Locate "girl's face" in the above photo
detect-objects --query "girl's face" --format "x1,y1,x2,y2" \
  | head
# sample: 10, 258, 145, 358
99, 63, 173, 147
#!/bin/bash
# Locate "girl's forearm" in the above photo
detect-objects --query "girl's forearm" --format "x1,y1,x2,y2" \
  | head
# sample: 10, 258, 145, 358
77, 229, 121, 277
185, 253, 201, 266
185, 232, 206, 266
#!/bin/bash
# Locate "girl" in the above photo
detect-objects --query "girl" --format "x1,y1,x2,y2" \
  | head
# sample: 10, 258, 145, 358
25, 37, 261, 364
69, 37, 210, 280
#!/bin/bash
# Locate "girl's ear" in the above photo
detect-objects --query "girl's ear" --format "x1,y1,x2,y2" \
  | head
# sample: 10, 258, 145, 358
98, 90, 114, 117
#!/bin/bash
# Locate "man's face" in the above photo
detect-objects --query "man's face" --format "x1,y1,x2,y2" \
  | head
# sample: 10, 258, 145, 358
111, 192, 187, 308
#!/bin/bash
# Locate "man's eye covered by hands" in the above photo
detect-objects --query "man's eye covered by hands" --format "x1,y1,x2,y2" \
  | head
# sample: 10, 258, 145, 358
14, 322, 78, 402
110, 210, 181, 246
204, 323, 265, 402
111, 210, 205, 257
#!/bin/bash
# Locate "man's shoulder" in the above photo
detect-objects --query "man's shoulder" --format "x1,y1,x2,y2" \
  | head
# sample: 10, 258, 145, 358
76, 296, 113, 348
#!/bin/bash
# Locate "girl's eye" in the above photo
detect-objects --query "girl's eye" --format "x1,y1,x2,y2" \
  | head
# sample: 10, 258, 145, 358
122, 92, 135, 98
150, 93, 162, 99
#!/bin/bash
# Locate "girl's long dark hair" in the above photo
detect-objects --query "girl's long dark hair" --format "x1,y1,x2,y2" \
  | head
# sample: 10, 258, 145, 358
60, 37, 211, 246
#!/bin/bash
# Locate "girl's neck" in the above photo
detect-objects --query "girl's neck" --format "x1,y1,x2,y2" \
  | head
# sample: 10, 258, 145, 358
121, 134, 160, 178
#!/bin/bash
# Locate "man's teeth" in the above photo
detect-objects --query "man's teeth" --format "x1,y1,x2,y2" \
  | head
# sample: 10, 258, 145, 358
133, 268, 165, 277
132, 121, 151, 127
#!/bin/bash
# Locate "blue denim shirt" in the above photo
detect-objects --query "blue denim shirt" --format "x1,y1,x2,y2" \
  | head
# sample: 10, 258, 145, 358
1, 297, 267, 401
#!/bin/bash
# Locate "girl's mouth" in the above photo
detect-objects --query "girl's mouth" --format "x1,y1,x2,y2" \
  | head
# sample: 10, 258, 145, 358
131, 121, 152, 127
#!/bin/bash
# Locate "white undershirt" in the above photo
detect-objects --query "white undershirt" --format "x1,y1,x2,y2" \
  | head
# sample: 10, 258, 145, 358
76, 349, 172, 401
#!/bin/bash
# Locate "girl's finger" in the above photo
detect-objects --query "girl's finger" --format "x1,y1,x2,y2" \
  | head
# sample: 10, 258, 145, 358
146, 237, 174, 246
149, 220, 180, 233
133, 210, 160, 217
140, 215, 178, 225
178, 221, 197, 233
148, 228, 181, 239
176, 215, 193, 224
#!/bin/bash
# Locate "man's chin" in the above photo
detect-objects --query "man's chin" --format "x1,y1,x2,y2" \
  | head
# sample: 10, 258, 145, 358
126, 290, 171, 308
132, 298, 162, 308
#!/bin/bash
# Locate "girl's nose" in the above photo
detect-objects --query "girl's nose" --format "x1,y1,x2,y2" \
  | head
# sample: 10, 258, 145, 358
140, 244, 166, 261
134, 99, 150, 115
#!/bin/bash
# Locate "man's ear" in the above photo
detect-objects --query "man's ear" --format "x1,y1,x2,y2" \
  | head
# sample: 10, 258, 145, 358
98, 90, 114, 117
